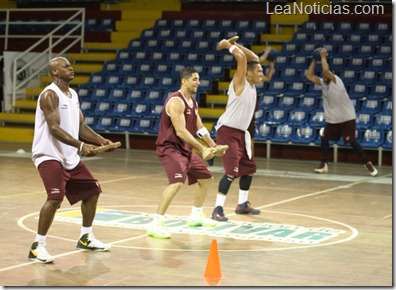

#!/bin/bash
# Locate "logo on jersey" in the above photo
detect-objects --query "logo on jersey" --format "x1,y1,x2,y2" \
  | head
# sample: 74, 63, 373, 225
174, 173, 183, 179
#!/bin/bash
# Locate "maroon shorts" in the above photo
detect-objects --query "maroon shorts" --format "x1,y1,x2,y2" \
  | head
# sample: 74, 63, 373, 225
37, 160, 102, 205
156, 145, 213, 185
216, 126, 256, 177
324, 119, 357, 144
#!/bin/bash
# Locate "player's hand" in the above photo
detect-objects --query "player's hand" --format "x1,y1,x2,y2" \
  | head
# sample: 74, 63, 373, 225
202, 147, 215, 160
213, 145, 229, 157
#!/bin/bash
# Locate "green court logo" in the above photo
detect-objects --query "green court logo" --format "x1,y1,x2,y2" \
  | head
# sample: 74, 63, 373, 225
54, 209, 346, 245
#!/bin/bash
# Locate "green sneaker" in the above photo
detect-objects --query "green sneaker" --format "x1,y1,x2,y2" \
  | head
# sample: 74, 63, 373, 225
147, 221, 171, 239
187, 211, 218, 227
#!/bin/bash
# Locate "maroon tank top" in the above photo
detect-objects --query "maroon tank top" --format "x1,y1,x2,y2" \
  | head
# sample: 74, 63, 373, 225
155, 91, 198, 156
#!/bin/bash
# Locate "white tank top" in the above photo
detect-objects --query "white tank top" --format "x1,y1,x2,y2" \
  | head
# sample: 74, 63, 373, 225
320, 75, 356, 124
215, 79, 257, 131
32, 83, 81, 170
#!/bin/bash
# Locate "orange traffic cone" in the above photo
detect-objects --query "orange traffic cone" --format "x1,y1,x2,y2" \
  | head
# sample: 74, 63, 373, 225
203, 238, 223, 285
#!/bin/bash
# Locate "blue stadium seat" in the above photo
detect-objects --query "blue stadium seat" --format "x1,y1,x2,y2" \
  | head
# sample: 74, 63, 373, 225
94, 101, 112, 116
115, 49, 130, 62
149, 104, 164, 119
356, 44, 375, 58
347, 57, 365, 71
198, 78, 213, 93
254, 122, 273, 142
367, 57, 387, 72
258, 94, 277, 110
340, 69, 358, 85
185, 19, 201, 29
355, 22, 372, 34
267, 80, 287, 95
105, 74, 123, 88
288, 108, 309, 125
374, 112, 392, 131
320, 20, 336, 32
360, 126, 384, 148
111, 101, 131, 117
130, 102, 150, 118
202, 19, 217, 31
337, 42, 356, 57
336, 21, 354, 34
91, 88, 108, 101
304, 83, 322, 98
207, 30, 223, 42
170, 19, 185, 29
266, 107, 288, 124
300, 20, 317, 33
368, 82, 390, 99
379, 70, 392, 85
291, 123, 316, 144
80, 100, 95, 114
279, 68, 299, 82
156, 29, 173, 41
360, 97, 381, 114
108, 88, 126, 101
373, 22, 391, 35
126, 89, 145, 103
347, 32, 364, 43
130, 118, 156, 134
278, 95, 297, 110
251, 19, 267, 33
284, 81, 306, 97
154, 18, 170, 29
121, 76, 140, 88
95, 116, 115, 131
84, 114, 97, 130
376, 44, 392, 58
133, 51, 149, 63
235, 19, 250, 31
145, 90, 165, 105
282, 42, 298, 55
356, 111, 374, 129
87, 73, 107, 89
119, 62, 135, 76
328, 33, 345, 45
154, 64, 171, 75
272, 54, 289, 68
166, 52, 183, 63
358, 70, 378, 85
112, 117, 133, 132
348, 81, 369, 99
151, 52, 166, 63
289, 56, 309, 69
298, 95, 318, 111
309, 108, 326, 127
140, 28, 156, 40
128, 39, 144, 51
218, 19, 234, 30
76, 85, 91, 100
271, 123, 294, 143
292, 32, 309, 42
382, 130, 392, 149
206, 65, 225, 79
192, 64, 205, 75
157, 76, 175, 91
98, 18, 114, 31
381, 98, 392, 113
102, 61, 119, 75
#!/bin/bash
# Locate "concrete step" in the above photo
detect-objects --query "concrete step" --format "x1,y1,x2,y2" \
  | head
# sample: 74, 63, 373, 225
101, 0, 180, 11
67, 52, 116, 63
110, 31, 141, 44
14, 100, 37, 111
83, 42, 127, 52
121, 10, 162, 21
198, 107, 225, 119
206, 94, 228, 107
40, 75, 90, 87
115, 20, 155, 32
0, 127, 34, 143
0, 113, 35, 124
72, 63, 104, 73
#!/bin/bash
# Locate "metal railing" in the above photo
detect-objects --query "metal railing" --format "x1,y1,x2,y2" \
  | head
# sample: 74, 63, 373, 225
0, 8, 85, 110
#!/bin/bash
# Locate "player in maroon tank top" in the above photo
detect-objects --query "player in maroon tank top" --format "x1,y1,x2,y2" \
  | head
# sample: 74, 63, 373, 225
147, 67, 226, 239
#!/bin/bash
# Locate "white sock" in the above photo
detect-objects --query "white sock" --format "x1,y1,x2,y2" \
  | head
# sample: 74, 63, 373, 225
238, 190, 249, 204
215, 194, 227, 207
80, 226, 92, 236
35, 234, 46, 243
191, 206, 202, 215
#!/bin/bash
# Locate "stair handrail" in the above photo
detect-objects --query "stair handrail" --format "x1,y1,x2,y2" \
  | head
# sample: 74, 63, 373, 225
0, 8, 85, 110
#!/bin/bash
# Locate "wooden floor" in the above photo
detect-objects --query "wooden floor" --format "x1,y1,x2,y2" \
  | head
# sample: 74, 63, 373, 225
0, 142, 392, 287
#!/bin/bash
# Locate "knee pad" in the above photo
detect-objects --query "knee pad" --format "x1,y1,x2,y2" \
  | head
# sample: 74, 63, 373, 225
218, 175, 234, 195
239, 175, 253, 191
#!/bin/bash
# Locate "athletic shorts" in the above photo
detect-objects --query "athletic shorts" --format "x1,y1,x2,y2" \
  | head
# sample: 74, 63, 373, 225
216, 126, 256, 177
156, 145, 213, 185
324, 119, 357, 144
37, 160, 102, 205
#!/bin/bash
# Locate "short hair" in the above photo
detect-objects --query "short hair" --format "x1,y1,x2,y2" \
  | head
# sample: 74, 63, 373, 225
247, 60, 260, 71
180, 67, 197, 80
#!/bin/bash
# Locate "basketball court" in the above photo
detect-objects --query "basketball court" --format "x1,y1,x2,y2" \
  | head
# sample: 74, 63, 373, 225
0, 142, 392, 286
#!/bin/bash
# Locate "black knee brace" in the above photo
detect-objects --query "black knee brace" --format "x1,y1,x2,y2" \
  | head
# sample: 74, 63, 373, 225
218, 175, 234, 195
239, 175, 253, 191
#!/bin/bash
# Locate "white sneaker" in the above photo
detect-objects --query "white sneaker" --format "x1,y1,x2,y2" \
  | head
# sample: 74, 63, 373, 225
187, 211, 218, 227
147, 221, 171, 239
314, 162, 328, 173
76, 233, 111, 251
28, 241, 55, 263
365, 162, 378, 177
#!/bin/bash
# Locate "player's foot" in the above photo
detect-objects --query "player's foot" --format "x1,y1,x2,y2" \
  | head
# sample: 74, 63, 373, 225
187, 211, 217, 227
147, 221, 171, 239
28, 241, 55, 263
235, 201, 261, 215
76, 233, 111, 251
211, 206, 228, 222
365, 161, 378, 177
314, 162, 328, 173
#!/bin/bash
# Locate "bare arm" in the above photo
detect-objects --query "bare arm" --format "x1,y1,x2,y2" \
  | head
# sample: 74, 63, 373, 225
320, 49, 336, 83
196, 114, 216, 148
306, 59, 321, 86
78, 110, 111, 146
217, 39, 247, 96
40, 90, 82, 150
167, 98, 207, 153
